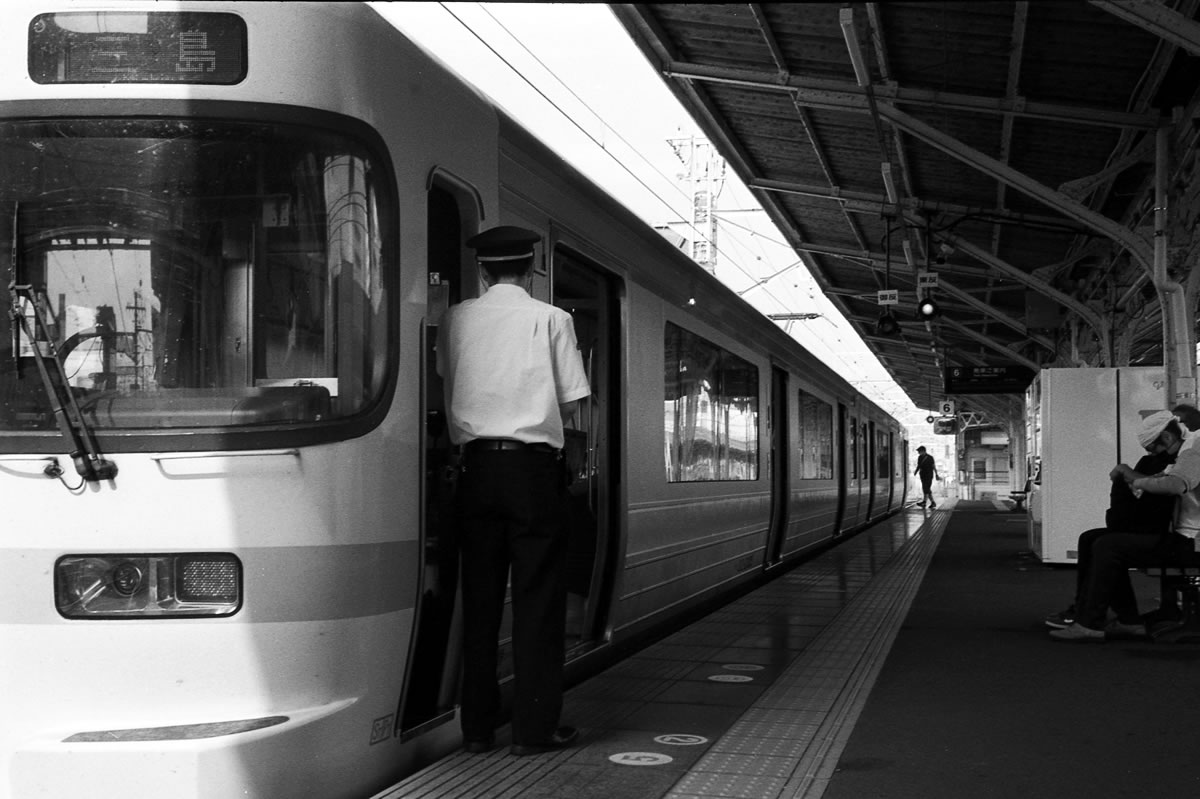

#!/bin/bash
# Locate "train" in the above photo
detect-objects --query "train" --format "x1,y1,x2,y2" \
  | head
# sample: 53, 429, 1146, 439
0, 3, 909, 797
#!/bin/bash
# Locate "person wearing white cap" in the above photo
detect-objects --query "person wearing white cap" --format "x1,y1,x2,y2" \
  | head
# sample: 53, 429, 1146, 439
1052, 410, 1200, 642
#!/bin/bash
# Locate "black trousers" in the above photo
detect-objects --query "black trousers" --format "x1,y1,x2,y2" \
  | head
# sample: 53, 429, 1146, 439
1077, 530, 1196, 628
456, 447, 568, 745
1071, 527, 1143, 620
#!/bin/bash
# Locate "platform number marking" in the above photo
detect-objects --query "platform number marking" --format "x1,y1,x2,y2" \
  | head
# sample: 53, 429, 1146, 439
609, 752, 674, 766
654, 734, 708, 746
369, 714, 394, 745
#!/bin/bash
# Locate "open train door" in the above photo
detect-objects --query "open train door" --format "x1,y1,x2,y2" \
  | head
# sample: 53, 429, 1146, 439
552, 248, 620, 654
397, 179, 479, 739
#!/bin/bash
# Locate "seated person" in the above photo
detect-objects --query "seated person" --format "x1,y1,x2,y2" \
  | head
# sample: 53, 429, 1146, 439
1052, 410, 1200, 642
1044, 410, 1178, 630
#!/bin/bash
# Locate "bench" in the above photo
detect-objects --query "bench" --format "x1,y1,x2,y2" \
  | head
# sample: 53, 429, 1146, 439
1140, 562, 1200, 643
1009, 480, 1032, 511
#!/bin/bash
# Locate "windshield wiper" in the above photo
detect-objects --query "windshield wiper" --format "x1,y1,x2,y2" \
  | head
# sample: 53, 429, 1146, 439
9, 204, 117, 482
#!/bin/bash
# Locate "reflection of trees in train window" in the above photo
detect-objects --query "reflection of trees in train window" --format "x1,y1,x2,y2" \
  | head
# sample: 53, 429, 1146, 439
797, 389, 833, 479
663, 322, 759, 482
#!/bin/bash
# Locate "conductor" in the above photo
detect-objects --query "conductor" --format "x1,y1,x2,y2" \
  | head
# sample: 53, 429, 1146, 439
436, 225, 591, 756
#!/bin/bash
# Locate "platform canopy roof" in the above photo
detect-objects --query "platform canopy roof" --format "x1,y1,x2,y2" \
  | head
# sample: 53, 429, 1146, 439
612, 2, 1200, 421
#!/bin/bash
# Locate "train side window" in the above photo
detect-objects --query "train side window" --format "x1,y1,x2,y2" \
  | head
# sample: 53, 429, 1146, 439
663, 321, 758, 482
876, 427, 890, 478
797, 388, 833, 479
849, 417, 858, 480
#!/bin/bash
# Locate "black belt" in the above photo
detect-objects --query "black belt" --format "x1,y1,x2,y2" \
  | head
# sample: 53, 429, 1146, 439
465, 439, 559, 455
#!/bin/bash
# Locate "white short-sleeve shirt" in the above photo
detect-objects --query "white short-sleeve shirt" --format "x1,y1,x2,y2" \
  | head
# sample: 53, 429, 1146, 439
1167, 433, 1200, 536
436, 284, 591, 449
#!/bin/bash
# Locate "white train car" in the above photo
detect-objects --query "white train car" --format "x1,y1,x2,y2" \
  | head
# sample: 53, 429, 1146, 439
0, 4, 907, 797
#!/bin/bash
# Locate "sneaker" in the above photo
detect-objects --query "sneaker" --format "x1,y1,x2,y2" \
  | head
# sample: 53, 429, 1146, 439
929, 502, 937, 509
1105, 619, 1147, 639
1049, 622, 1105, 642
1044, 607, 1076, 629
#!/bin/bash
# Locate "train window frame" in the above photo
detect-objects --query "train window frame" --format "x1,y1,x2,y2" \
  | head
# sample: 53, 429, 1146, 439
0, 99, 400, 454
663, 321, 759, 483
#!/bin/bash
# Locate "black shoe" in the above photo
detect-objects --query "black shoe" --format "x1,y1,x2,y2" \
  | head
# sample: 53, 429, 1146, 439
510, 726, 578, 756
1044, 606, 1076, 629
463, 735, 495, 754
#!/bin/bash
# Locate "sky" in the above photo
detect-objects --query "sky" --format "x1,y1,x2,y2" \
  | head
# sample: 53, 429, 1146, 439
370, 2, 922, 424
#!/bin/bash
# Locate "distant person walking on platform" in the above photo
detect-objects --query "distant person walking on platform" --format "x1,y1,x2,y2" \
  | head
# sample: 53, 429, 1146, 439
437, 225, 591, 756
915, 445, 940, 508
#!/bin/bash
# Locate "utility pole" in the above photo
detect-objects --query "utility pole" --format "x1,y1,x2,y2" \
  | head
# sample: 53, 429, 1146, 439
127, 288, 147, 390
668, 134, 726, 275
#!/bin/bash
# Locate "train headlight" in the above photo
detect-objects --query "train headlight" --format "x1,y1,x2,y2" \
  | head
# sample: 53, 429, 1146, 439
55, 554, 242, 619
110, 561, 143, 597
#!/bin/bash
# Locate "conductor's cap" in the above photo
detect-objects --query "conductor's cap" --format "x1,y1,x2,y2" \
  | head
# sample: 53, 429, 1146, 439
467, 225, 540, 263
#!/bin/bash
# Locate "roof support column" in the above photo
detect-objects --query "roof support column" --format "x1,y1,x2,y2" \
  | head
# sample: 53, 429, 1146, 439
1155, 126, 1197, 405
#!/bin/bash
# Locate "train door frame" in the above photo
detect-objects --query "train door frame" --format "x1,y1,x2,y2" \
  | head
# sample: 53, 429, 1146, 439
397, 174, 482, 740
886, 430, 896, 509
866, 419, 877, 519
551, 245, 622, 654
765, 366, 789, 567
834, 403, 848, 536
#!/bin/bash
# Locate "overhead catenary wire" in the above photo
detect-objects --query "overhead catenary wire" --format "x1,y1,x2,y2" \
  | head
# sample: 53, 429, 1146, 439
439, 3, 799, 304
424, 3, 904, 408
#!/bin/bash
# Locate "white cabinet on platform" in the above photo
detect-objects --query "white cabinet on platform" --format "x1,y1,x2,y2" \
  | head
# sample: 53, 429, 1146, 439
1026, 366, 1166, 564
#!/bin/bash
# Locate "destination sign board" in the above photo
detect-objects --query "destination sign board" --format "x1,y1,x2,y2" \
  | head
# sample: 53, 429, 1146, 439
943, 365, 1035, 395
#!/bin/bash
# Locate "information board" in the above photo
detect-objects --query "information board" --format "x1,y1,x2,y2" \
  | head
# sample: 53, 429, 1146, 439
943, 365, 1035, 395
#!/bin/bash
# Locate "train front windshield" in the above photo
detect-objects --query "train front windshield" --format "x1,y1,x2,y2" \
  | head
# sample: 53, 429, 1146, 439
0, 118, 390, 434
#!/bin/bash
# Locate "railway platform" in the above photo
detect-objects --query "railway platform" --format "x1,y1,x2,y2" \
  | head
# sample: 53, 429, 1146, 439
376, 498, 1198, 799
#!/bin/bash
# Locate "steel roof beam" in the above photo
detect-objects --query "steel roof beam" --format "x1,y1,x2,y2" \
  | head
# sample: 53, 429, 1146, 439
660, 60, 1159, 130
881, 104, 1154, 270
748, 178, 1091, 233
1091, 0, 1200, 55
935, 318, 1041, 372
934, 280, 1057, 354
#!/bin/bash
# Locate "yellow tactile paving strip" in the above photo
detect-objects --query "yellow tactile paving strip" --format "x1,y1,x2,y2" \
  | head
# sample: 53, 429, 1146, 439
668, 508, 950, 798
